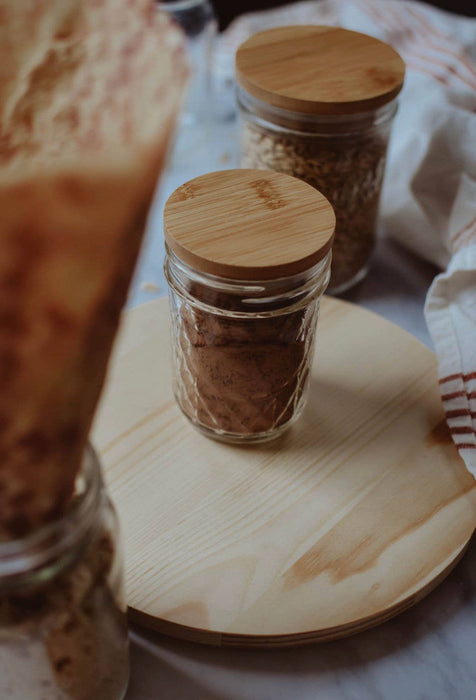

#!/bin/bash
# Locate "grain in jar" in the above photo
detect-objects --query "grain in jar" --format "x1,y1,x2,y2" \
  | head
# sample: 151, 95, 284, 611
235, 26, 405, 293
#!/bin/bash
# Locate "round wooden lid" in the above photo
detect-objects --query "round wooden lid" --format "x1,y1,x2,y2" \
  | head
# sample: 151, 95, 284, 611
235, 26, 405, 115
163, 169, 335, 280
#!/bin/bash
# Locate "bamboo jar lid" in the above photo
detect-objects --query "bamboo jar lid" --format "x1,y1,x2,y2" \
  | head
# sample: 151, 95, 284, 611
235, 26, 405, 115
164, 170, 335, 280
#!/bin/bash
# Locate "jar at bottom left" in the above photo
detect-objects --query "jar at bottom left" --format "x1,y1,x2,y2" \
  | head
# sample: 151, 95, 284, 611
0, 445, 129, 700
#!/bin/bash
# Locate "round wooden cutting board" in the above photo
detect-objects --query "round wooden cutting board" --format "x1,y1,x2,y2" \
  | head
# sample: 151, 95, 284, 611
93, 297, 476, 648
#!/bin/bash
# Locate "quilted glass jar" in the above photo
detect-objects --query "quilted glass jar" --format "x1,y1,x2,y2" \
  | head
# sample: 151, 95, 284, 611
164, 169, 335, 443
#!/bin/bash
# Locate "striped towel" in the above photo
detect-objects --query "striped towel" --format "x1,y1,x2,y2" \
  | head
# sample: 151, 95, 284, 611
220, 0, 476, 476
426, 248, 476, 471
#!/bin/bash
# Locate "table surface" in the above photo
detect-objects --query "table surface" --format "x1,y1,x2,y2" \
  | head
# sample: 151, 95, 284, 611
123, 104, 476, 700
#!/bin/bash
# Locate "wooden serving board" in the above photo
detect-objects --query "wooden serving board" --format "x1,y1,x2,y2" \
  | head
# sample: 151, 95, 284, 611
93, 297, 476, 648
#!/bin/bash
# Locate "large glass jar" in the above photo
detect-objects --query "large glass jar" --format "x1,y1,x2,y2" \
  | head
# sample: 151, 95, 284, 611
0, 446, 129, 700
236, 26, 405, 294
163, 169, 335, 443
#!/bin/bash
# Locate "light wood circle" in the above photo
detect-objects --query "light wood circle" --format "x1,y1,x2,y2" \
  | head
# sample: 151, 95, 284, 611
163, 169, 335, 280
93, 297, 476, 648
236, 26, 405, 115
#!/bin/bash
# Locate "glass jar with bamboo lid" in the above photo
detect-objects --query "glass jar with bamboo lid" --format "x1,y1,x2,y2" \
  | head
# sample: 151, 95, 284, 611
164, 169, 335, 444
235, 26, 405, 294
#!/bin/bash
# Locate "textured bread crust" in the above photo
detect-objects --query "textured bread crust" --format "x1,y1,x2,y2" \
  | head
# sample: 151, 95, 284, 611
0, 0, 188, 538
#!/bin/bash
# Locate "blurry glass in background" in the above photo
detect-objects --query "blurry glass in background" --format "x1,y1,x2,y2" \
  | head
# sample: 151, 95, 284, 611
160, 0, 217, 164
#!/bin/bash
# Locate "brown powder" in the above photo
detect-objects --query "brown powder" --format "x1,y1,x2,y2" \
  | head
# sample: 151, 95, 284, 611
169, 282, 320, 438
0, 529, 128, 700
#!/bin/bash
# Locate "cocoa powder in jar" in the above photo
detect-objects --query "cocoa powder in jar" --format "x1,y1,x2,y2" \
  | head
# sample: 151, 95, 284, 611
164, 169, 335, 442
169, 281, 320, 436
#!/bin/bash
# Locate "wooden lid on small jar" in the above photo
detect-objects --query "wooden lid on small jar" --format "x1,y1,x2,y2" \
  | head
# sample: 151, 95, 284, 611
235, 26, 405, 115
164, 169, 335, 280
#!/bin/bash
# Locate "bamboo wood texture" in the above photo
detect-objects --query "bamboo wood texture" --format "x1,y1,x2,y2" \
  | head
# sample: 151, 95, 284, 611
163, 169, 335, 280
235, 26, 406, 115
93, 297, 476, 648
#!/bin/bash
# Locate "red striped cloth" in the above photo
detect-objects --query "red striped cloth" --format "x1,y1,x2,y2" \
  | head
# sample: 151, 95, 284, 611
425, 248, 476, 471
439, 373, 476, 447
221, 0, 476, 475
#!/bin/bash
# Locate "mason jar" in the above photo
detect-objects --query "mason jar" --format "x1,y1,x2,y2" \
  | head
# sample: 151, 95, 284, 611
236, 26, 405, 294
163, 169, 335, 443
0, 446, 129, 700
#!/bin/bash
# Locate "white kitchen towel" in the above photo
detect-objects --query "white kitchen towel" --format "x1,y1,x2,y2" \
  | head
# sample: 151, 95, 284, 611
425, 247, 476, 471
219, 0, 476, 476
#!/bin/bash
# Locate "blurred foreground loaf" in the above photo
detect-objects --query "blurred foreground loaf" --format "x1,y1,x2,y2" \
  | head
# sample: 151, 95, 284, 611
0, 0, 188, 539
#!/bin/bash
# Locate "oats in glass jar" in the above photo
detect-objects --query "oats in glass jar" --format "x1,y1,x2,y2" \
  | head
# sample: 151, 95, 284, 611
236, 26, 405, 293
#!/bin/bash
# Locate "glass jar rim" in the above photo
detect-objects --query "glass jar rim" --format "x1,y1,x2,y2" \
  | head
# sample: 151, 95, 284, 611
237, 84, 398, 135
165, 246, 331, 318
0, 444, 103, 582
166, 245, 331, 286
161, 0, 213, 12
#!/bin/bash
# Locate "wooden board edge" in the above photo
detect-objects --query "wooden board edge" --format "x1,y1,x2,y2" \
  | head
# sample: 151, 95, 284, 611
128, 535, 473, 649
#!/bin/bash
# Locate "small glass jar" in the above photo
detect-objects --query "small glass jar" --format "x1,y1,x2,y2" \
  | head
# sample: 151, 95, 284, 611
163, 169, 335, 443
236, 26, 405, 294
159, 0, 217, 164
0, 446, 129, 700
160, 0, 217, 129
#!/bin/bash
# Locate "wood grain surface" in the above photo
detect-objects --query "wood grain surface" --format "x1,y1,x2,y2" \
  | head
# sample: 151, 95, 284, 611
164, 169, 335, 279
236, 26, 405, 115
93, 297, 476, 647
